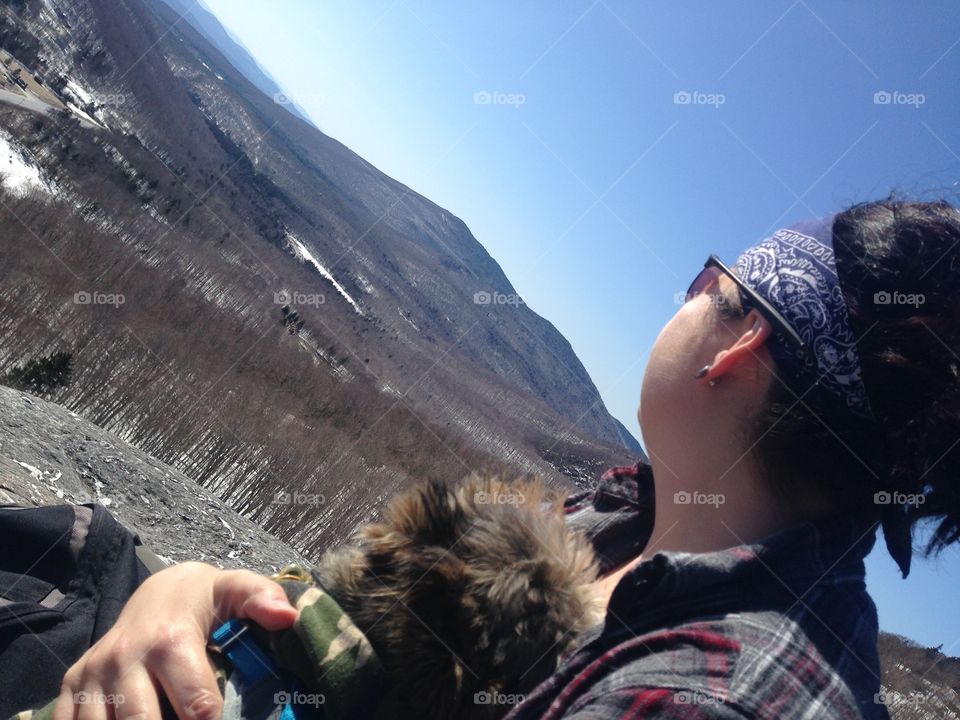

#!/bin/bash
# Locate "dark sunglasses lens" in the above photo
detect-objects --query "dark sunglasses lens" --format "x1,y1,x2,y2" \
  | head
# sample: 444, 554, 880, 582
685, 267, 720, 302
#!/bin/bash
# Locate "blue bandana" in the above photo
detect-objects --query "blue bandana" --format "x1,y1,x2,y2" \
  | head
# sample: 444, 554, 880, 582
734, 214, 874, 420
734, 215, 916, 578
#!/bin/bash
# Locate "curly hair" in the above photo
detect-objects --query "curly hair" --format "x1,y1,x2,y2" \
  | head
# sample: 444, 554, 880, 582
720, 196, 960, 557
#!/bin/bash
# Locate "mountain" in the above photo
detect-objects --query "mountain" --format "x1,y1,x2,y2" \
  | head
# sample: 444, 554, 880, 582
0, 383, 306, 571
0, 0, 641, 554
155, 0, 315, 126
878, 632, 960, 719
614, 418, 645, 455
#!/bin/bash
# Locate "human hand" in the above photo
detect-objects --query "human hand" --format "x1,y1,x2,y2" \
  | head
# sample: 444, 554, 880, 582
53, 561, 298, 720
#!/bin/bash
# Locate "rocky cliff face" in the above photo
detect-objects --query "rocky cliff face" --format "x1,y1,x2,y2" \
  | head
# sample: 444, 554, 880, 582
0, 0, 641, 554
0, 383, 307, 571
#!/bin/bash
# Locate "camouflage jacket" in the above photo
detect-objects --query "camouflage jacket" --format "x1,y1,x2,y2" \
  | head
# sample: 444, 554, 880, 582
14, 566, 403, 720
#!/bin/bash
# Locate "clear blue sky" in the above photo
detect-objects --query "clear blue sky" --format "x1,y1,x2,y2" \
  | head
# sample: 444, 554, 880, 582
200, 0, 960, 650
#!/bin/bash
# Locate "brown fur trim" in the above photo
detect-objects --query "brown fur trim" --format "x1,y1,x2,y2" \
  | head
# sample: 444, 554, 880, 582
316, 475, 603, 720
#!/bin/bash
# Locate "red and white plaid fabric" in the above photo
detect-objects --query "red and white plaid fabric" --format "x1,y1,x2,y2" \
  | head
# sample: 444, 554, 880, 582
507, 463, 888, 720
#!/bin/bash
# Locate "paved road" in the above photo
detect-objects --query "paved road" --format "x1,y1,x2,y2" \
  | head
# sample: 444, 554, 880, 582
0, 86, 56, 114
0, 86, 98, 128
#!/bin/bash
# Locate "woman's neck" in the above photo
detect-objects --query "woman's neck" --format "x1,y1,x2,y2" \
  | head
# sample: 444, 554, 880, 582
591, 450, 836, 607
641, 434, 805, 553
592, 554, 645, 604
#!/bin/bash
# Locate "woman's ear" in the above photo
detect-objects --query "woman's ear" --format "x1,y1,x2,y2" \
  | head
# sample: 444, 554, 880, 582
704, 310, 773, 381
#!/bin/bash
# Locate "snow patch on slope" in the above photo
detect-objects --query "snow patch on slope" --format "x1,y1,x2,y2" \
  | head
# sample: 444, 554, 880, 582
355, 273, 376, 295
286, 233, 363, 315
0, 133, 54, 196
64, 78, 93, 105
397, 307, 419, 332
63, 78, 108, 128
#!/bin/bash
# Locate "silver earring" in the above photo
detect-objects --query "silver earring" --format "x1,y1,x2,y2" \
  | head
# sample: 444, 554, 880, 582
708, 376, 721, 387
694, 365, 710, 379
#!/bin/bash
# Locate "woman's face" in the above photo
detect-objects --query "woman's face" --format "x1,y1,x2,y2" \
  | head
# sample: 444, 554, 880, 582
636, 260, 835, 552
640, 272, 728, 423
638, 271, 768, 473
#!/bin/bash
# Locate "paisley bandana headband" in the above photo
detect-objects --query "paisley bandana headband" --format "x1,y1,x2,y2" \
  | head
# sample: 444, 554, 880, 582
734, 214, 875, 420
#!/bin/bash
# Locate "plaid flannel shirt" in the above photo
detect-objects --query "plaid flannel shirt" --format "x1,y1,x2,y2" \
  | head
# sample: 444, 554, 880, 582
506, 462, 889, 720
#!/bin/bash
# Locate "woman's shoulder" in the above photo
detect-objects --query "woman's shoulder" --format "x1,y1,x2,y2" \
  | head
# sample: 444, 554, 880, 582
508, 612, 888, 720
514, 503, 890, 720
717, 609, 887, 720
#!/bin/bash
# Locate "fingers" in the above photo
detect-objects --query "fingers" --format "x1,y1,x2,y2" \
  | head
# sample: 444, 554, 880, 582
148, 625, 223, 720
55, 670, 113, 720
53, 679, 81, 720
212, 570, 297, 631
51, 564, 295, 720
241, 590, 299, 630
55, 638, 156, 720
75, 686, 114, 720
114, 667, 163, 720
51, 563, 232, 720
153, 569, 295, 719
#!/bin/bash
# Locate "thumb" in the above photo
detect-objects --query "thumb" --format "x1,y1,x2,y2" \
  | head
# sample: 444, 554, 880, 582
242, 589, 299, 630
212, 570, 298, 631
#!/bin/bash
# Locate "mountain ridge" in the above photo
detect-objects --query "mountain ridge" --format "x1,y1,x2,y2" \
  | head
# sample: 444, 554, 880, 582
156, 0, 316, 126
0, 0, 641, 555
143, 0, 638, 450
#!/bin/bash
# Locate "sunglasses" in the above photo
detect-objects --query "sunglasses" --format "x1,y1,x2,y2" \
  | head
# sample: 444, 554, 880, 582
685, 254, 809, 359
